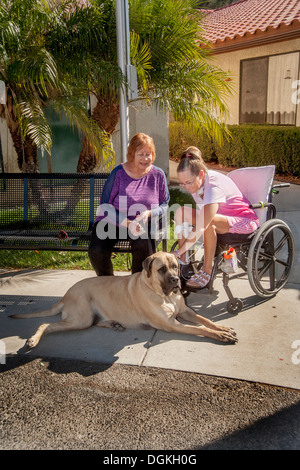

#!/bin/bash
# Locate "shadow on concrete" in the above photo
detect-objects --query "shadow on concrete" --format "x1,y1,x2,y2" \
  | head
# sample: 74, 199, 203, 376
197, 399, 300, 450
2, 353, 112, 377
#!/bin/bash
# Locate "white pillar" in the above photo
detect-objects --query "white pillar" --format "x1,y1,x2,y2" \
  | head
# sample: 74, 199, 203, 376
115, 0, 129, 163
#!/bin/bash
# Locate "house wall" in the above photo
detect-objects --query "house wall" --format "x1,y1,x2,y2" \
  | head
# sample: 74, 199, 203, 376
0, 117, 19, 172
112, 100, 169, 179
212, 38, 300, 126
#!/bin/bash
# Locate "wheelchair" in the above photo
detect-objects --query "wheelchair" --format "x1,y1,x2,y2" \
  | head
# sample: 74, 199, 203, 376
170, 166, 295, 314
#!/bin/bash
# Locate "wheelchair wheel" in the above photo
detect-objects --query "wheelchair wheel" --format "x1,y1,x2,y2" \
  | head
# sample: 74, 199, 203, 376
247, 219, 295, 298
227, 298, 244, 315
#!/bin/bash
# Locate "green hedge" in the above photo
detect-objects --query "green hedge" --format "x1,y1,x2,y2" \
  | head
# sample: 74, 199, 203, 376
169, 122, 300, 176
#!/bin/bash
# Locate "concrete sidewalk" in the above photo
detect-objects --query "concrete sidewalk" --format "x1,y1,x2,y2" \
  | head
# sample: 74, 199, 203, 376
0, 182, 299, 391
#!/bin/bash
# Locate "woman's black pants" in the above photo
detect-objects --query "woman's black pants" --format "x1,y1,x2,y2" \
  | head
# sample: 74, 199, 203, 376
88, 221, 155, 276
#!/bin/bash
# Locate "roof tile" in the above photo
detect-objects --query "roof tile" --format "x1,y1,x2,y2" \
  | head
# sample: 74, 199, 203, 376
202, 0, 300, 43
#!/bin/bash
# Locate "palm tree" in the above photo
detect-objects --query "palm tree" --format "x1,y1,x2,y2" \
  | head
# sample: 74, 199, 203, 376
0, 0, 232, 174
76, 0, 233, 172
0, 0, 112, 173
0, 0, 53, 171
130, 0, 231, 138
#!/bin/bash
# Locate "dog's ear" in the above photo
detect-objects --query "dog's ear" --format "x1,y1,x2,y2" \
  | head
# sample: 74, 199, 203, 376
142, 255, 154, 278
170, 253, 180, 276
176, 258, 180, 276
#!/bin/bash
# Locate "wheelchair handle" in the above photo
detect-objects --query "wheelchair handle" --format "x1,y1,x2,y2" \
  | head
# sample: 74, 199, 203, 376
271, 183, 290, 197
272, 183, 290, 189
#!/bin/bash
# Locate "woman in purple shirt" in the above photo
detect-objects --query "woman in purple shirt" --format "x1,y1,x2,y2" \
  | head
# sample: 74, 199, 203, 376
88, 133, 169, 276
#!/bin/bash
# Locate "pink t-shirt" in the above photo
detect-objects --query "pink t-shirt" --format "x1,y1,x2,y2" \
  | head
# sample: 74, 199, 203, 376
192, 170, 258, 220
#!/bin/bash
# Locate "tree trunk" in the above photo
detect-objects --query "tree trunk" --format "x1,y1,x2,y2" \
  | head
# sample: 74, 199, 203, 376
14, 133, 39, 173
76, 97, 119, 173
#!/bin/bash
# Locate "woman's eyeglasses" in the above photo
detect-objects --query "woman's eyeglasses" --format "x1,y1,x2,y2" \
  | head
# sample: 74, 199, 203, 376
178, 177, 197, 187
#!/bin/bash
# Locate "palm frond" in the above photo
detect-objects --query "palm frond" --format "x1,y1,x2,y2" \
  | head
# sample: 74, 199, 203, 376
14, 98, 53, 155
129, 0, 233, 143
20, 48, 60, 97
129, 31, 152, 95
46, 0, 106, 57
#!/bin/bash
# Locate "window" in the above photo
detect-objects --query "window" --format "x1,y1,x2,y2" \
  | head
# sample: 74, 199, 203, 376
240, 52, 299, 125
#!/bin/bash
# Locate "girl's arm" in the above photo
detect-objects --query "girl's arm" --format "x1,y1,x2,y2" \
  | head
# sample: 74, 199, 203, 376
175, 203, 219, 257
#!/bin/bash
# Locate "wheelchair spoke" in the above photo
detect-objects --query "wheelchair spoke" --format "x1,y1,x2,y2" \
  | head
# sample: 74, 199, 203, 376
274, 233, 289, 256
258, 249, 289, 268
258, 251, 273, 261
257, 259, 272, 280
275, 257, 289, 268
247, 219, 295, 298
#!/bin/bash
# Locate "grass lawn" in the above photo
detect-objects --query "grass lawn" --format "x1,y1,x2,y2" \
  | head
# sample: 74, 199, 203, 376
0, 188, 194, 272
0, 249, 135, 272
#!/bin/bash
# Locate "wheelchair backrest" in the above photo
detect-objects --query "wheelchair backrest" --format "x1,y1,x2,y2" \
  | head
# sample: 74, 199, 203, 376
227, 165, 275, 226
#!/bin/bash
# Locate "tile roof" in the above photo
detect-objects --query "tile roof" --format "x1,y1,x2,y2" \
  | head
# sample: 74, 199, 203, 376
202, 0, 300, 45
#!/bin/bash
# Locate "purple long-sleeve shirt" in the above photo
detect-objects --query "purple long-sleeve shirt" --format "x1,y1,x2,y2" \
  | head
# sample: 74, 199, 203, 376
95, 164, 169, 226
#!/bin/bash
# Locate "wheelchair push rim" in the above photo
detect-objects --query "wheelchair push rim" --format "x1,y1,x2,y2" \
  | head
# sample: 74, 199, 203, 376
247, 219, 295, 298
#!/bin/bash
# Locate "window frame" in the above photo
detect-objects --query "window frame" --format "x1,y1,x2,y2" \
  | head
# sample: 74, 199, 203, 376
239, 51, 300, 126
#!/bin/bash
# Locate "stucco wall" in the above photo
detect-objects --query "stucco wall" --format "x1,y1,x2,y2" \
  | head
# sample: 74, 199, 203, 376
112, 100, 169, 178
0, 117, 20, 172
212, 38, 300, 125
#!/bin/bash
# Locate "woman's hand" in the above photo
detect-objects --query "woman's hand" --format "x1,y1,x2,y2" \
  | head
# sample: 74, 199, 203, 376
122, 211, 151, 237
135, 210, 151, 225
128, 219, 146, 237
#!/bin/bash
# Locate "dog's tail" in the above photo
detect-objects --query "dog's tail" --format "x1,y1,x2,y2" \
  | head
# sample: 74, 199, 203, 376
10, 300, 64, 319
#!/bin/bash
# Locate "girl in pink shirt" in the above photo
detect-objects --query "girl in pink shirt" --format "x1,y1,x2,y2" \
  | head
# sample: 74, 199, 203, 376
173, 146, 259, 289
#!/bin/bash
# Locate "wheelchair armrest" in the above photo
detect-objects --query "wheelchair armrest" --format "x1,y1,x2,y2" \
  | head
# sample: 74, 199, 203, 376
250, 202, 274, 210
250, 202, 276, 220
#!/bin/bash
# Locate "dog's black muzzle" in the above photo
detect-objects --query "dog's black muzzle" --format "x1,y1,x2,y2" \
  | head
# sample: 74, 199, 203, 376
169, 275, 181, 293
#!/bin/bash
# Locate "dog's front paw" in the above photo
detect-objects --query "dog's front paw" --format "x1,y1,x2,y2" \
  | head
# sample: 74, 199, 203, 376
218, 329, 238, 344
26, 336, 38, 349
112, 322, 126, 332
219, 325, 236, 334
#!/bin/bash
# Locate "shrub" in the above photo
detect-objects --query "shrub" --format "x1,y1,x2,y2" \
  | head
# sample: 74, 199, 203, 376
169, 122, 216, 163
169, 122, 300, 176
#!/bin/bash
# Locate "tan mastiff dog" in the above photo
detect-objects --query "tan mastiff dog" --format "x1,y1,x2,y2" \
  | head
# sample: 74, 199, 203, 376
11, 252, 237, 348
